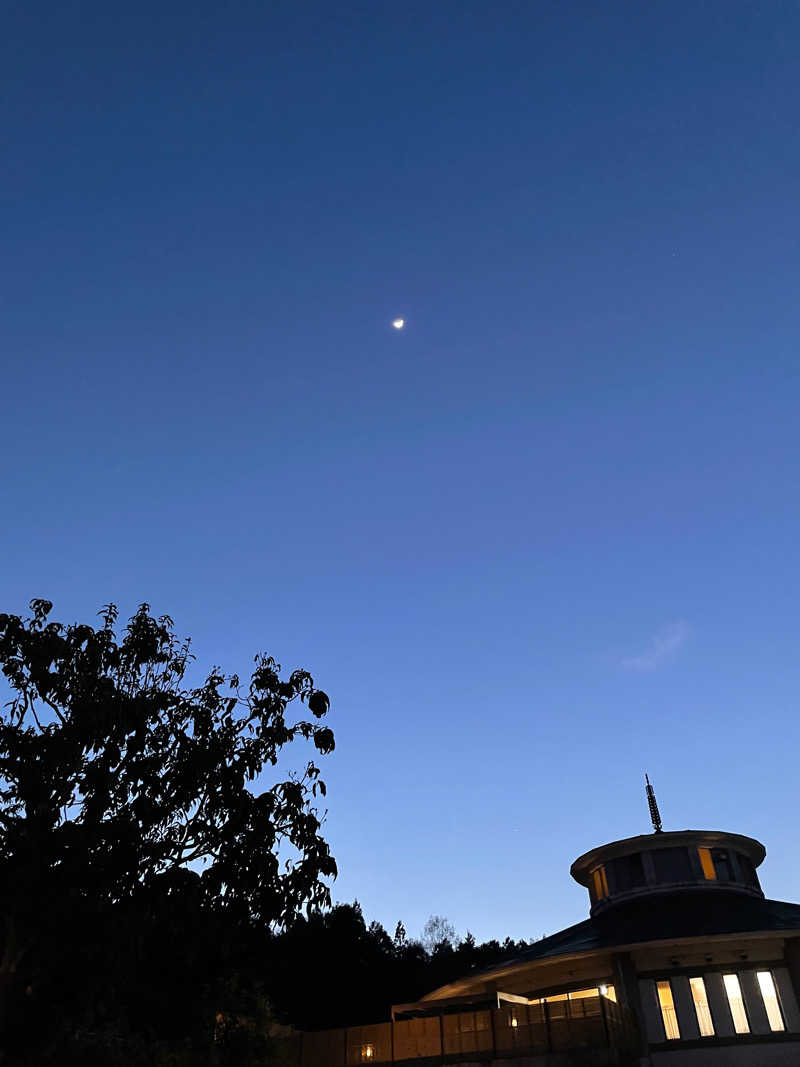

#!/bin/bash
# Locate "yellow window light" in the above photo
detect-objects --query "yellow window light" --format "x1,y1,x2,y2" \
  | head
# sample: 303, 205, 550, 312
689, 977, 714, 1037
698, 847, 716, 881
757, 972, 785, 1032
591, 865, 609, 900
656, 981, 680, 1041
723, 975, 750, 1034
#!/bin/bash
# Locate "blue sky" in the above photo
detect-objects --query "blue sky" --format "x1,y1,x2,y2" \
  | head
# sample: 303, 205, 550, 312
3, 1, 800, 942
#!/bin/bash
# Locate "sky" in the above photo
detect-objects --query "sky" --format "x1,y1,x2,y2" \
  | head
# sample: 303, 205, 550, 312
2, 1, 800, 944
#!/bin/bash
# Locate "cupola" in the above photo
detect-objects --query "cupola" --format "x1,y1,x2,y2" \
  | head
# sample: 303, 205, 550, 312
570, 776, 765, 915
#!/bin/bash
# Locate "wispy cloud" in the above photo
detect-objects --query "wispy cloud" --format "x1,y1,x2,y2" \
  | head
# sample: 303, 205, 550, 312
621, 621, 690, 672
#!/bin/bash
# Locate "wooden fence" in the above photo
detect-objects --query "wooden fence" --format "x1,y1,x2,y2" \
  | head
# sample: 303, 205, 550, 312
296, 995, 638, 1067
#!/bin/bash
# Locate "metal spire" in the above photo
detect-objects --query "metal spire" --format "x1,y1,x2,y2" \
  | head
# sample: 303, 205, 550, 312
645, 773, 663, 833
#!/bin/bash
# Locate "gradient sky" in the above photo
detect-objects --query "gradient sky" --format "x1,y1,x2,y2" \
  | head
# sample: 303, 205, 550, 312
3, 2, 800, 943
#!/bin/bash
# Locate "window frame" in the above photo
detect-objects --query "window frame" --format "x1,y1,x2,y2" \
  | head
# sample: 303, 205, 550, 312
688, 976, 715, 1037
756, 970, 786, 1033
722, 973, 750, 1035
651, 846, 694, 884
737, 852, 760, 889
609, 851, 647, 892
656, 980, 681, 1041
711, 848, 734, 882
697, 847, 717, 881
590, 864, 609, 901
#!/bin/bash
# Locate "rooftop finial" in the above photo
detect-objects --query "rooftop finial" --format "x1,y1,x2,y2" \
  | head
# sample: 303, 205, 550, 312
645, 773, 663, 833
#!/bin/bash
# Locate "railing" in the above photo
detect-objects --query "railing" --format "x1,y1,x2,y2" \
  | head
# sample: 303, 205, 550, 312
296, 995, 639, 1067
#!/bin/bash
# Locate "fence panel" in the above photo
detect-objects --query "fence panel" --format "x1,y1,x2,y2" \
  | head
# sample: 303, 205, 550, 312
304, 994, 638, 1067
605, 998, 639, 1054
493, 1003, 548, 1055
303, 1028, 347, 1067
393, 1016, 441, 1061
346, 1023, 392, 1065
567, 995, 606, 1048
442, 1010, 492, 1057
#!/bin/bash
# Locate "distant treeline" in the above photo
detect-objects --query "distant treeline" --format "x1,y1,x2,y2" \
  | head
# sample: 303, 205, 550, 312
265, 902, 534, 1030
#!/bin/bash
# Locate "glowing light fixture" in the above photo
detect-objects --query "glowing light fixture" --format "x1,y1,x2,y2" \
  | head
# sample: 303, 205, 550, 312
392, 318, 405, 329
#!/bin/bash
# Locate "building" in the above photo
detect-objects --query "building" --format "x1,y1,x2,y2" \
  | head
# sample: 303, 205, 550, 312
299, 793, 800, 1066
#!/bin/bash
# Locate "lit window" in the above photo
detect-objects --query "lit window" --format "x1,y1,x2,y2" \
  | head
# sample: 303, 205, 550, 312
568, 987, 599, 1000
591, 865, 609, 900
757, 971, 785, 1032
537, 986, 615, 1003
697, 847, 716, 881
656, 981, 681, 1040
723, 974, 750, 1034
689, 977, 714, 1036
361, 1045, 374, 1061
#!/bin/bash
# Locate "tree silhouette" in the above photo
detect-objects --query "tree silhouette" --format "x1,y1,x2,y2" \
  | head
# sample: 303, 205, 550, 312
0, 599, 335, 1063
421, 914, 457, 953
266, 904, 533, 1032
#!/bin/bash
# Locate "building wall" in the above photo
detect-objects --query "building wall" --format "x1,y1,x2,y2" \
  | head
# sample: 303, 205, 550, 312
631, 936, 786, 976
449, 1057, 625, 1067
650, 1040, 800, 1065
636, 952, 800, 1062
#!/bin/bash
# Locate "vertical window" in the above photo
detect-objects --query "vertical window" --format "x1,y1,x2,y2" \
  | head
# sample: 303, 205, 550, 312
688, 977, 715, 1036
591, 865, 609, 900
697, 847, 717, 881
611, 852, 646, 891
652, 847, 693, 882
738, 854, 760, 889
712, 849, 733, 881
656, 981, 681, 1040
723, 974, 750, 1034
757, 971, 785, 1032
